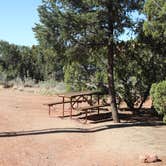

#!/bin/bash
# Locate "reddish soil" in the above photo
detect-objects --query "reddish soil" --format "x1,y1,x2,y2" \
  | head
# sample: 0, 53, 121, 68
0, 88, 166, 166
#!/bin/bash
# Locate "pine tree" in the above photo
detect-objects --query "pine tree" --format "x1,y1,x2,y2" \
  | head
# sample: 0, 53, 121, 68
34, 0, 144, 123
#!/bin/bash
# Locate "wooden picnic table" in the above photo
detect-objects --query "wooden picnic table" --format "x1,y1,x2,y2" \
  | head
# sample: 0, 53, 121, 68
44, 90, 109, 123
57, 91, 102, 117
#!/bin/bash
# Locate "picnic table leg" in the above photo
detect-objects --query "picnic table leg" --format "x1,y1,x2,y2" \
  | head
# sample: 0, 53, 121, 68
62, 97, 65, 117
90, 94, 92, 105
70, 97, 73, 119
77, 102, 79, 109
97, 94, 100, 114
48, 106, 51, 116
85, 109, 88, 124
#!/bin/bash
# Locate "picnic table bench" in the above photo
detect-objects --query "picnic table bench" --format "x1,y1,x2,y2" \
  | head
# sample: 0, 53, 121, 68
43, 100, 85, 116
78, 103, 110, 123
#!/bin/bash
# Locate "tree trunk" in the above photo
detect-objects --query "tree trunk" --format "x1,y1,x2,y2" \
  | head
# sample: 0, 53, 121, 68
107, 43, 120, 123
106, 2, 120, 123
138, 86, 151, 110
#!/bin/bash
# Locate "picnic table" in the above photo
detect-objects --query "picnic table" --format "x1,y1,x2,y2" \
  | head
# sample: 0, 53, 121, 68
44, 91, 109, 123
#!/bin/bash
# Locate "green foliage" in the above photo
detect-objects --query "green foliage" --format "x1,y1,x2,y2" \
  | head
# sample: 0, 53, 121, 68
63, 51, 108, 92
0, 72, 7, 85
0, 40, 64, 83
150, 83, 156, 102
143, 0, 166, 40
34, 0, 144, 58
1, 1, 165, 120
123, 0, 166, 110
163, 114, 166, 124
64, 63, 93, 92
115, 40, 166, 109
143, 0, 166, 56
33, 1, 144, 121
31, 45, 64, 81
150, 81, 166, 122
0, 40, 21, 80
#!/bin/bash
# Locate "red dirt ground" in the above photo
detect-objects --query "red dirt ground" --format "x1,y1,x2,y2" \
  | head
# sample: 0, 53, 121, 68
0, 88, 166, 166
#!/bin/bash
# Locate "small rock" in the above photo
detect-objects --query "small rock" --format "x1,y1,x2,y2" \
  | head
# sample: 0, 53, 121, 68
139, 154, 159, 163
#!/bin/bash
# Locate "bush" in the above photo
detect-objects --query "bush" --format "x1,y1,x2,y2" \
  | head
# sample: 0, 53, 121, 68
38, 80, 66, 95
38, 79, 57, 89
23, 77, 36, 87
163, 114, 166, 124
150, 81, 166, 123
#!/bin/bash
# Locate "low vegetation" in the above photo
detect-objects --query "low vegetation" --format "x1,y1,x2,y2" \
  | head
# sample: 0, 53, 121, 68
150, 81, 166, 123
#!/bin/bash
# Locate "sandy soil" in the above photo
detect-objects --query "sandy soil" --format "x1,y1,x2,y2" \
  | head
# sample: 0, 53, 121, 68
0, 88, 166, 166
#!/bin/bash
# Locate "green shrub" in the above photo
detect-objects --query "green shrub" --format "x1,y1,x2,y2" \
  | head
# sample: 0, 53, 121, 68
150, 81, 166, 123
150, 83, 157, 102
163, 115, 166, 124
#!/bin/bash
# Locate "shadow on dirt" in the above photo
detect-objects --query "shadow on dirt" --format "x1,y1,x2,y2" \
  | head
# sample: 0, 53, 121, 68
0, 122, 164, 138
0, 108, 164, 137
79, 108, 163, 123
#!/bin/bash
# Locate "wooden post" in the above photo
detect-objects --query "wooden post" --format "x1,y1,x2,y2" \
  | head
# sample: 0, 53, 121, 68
49, 106, 51, 116
97, 94, 100, 114
85, 110, 88, 124
70, 97, 73, 118
76, 97, 79, 109
62, 97, 64, 117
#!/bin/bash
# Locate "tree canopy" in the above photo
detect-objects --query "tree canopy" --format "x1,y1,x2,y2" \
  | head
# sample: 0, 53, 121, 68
33, 0, 145, 122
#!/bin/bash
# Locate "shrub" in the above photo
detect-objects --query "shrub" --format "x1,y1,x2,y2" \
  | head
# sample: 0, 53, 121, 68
163, 115, 166, 124
150, 81, 166, 123
38, 80, 66, 95
23, 77, 36, 87
38, 79, 57, 89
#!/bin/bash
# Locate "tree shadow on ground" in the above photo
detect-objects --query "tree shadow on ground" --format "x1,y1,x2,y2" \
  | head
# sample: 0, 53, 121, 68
0, 109, 164, 138
0, 122, 164, 138
79, 108, 163, 124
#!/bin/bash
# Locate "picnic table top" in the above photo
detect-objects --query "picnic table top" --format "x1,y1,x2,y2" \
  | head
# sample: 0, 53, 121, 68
57, 91, 102, 98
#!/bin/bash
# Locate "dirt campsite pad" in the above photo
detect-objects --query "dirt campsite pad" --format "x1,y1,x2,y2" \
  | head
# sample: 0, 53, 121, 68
0, 88, 166, 166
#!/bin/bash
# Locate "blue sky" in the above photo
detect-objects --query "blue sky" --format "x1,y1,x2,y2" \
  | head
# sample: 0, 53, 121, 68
0, 1, 145, 46
0, 0, 41, 46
